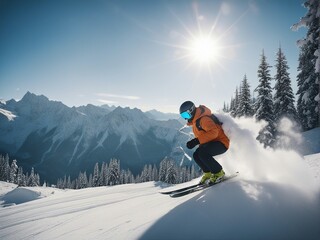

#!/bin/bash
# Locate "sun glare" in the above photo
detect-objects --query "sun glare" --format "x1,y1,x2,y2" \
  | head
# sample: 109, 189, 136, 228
155, 3, 241, 73
189, 35, 221, 64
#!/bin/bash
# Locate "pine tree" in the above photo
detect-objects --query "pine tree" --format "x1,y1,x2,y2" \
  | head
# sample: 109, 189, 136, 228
35, 173, 40, 186
231, 87, 240, 117
223, 102, 229, 112
292, 0, 320, 130
0, 155, 6, 181
17, 166, 24, 186
78, 171, 88, 189
159, 158, 168, 182
273, 47, 297, 123
108, 159, 120, 186
296, 45, 311, 130
238, 74, 254, 117
140, 165, 150, 182
92, 162, 100, 187
255, 51, 276, 148
67, 176, 72, 189
5, 154, 10, 181
152, 164, 158, 181
9, 159, 18, 184
165, 160, 177, 184
101, 162, 109, 186
28, 167, 38, 186
88, 173, 93, 187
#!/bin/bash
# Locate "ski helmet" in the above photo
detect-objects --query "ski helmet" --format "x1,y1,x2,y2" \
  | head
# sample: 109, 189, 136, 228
179, 101, 196, 120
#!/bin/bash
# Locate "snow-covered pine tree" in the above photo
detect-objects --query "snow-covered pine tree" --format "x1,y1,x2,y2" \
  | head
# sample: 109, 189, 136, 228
223, 102, 229, 112
108, 158, 120, 186
190, 164, 197, 180
28, 167, 38, 186
273, 47, 297, 123
255, 50, 276, 148
121, 169, 134, 184
88, 173, 93, 187
238, 74, 254, 117
296, 45, 311, 130
236, 83, 243, 117
98, 162, 107, 186
62, 175, 67, 189
35, 173, 40, 186
159, 157, 168, 182
4, 154, 10, 181
152, 164, 158, 181
0, 155, 6, 181
292, 0, 320, 130
17, 166, 24, 186
140, 165, 151, 182
92, 162, 100, 187
229, 97, 234, 116
231, 87, 240, 117
78, 171, 88, 189
165, 159, 177, 184
9, 159, 18, 184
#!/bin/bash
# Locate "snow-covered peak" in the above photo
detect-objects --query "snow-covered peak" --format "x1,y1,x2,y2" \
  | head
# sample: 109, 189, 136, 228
145, 109, 180, 121
108, 106, 149, 123
19, 91, 50, 105
100, 104, 117, 111
104, 106, 152, 144
75, 104, 110, 118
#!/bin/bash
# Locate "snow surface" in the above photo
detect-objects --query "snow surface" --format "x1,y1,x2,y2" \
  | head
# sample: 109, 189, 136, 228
0, 117, 320, 240
305, 153, 320, 180
0, 108, 16, 121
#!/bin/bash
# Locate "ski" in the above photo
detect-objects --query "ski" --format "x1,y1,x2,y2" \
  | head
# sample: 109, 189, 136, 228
169, 172, 238, 198
160, 182, 201, 195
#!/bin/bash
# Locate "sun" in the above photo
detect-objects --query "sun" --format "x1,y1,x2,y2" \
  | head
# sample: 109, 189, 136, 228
189, 35, 221, 64
154, 3, 241, 72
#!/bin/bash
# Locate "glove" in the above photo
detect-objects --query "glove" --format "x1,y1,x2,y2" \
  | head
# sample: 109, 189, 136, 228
186, 138, 200, 149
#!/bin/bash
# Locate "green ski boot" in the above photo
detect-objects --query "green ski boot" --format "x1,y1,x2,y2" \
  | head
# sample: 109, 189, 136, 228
199, 172, 212, 185
209, 169, 225, 184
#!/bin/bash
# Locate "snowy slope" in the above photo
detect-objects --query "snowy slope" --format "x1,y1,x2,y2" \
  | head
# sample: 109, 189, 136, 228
0, 177, 319, 240
0, 108, 16, 121
305, 153, 320, 180
0, 116, 320, 240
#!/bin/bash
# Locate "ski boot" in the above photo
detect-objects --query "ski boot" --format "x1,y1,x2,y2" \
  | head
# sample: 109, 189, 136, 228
199, 172, 212, 185
209, 169, 225, 184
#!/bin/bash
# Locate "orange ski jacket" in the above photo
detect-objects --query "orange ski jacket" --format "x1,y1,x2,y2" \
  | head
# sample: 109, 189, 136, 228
187, 105, 230, 149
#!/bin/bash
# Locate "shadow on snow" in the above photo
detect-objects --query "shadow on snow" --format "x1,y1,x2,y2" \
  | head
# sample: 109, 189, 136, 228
142, 180, 320, 240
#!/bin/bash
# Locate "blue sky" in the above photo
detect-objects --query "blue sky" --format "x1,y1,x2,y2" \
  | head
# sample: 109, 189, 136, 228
0, 0, 307, 113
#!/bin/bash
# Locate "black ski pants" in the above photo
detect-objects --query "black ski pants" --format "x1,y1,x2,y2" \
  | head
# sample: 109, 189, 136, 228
193, 141, 227, 174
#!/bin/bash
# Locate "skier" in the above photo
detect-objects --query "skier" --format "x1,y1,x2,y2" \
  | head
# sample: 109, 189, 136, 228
179, 101, 230, 185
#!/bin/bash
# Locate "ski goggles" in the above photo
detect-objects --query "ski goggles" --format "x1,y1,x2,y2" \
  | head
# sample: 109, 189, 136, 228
180, 111, 192, 120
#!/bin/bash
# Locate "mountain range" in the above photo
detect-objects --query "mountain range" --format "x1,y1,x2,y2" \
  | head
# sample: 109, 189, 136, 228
0, 92, 191, 183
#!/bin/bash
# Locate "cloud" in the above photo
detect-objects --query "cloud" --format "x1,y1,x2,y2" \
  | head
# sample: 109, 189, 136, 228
96, 99, 117, 104
96, 93, 140, 100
